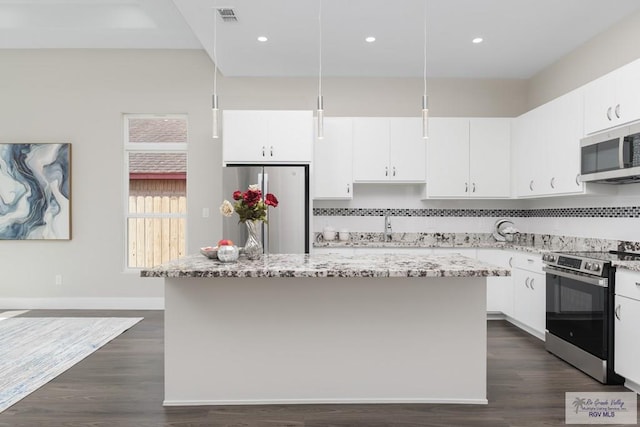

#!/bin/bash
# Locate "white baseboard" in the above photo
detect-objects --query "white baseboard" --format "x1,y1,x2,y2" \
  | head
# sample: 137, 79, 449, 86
624, 379, 640, 395
505, 316, 545, 341
163, 397, 489, 406
0, 298, 164, 310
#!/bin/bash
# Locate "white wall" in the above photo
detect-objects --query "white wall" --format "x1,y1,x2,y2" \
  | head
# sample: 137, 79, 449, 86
0, 49, 219, 308
527, 9, 640, 109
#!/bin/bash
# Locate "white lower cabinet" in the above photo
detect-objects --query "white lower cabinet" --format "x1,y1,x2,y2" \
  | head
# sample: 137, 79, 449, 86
512, 269, 545, 338
614, 269, 640, 392
476, 249, 514, 314
507, 252, 545, 339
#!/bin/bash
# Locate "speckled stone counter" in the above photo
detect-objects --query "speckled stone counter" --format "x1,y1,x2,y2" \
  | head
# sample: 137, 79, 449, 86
613, 261, 640, 272
152, 252, 496, 406
315, 232, 640, 257
141, 253, 511, 279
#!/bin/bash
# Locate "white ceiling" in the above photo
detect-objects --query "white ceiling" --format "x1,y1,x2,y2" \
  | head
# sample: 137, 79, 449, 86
1, 0, 640, 79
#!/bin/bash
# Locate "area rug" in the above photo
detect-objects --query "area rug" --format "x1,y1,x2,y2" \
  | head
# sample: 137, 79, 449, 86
0, 317, 142, 413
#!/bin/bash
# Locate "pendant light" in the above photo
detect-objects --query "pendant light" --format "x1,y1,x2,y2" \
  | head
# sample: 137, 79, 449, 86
212, 4, 220, 139
316, 0, 324, 140
422, 0, 429, 139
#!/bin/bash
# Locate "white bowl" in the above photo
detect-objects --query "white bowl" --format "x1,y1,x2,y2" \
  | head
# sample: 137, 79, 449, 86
323, 231, 336, 241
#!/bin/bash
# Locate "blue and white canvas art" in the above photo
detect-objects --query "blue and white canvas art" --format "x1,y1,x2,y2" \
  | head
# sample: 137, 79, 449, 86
0, 143, 71, 240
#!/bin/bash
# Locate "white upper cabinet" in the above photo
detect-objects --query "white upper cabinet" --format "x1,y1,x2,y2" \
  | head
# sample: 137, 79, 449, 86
547, 89, 585, 194
427, 117, 510, 198
222, 110, 313, 164
584, 58, 640, 135
313, 118, 353, 199
352, 117, 426, 183
513, 88, 585, 197
469, 118, 511, 198
389, 118, 428, 182
427, 118, 469, 197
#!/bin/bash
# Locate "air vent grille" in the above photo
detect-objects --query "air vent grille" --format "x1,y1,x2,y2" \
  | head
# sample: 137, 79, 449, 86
217, 8, 237, 22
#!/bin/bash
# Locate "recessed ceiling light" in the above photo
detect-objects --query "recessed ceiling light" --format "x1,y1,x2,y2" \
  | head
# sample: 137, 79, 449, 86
472, 37, 483, 44
365, 36, 376, 43
257, 36, 268, 42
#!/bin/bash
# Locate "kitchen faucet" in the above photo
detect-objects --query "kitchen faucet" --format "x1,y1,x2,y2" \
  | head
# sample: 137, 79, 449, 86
384, 214, 392, 241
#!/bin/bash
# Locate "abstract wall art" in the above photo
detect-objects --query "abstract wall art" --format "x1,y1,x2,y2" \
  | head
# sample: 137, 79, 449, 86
0, 143, 71, 240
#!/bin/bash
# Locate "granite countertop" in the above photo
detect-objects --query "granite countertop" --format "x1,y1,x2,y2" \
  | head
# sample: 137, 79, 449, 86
314, 232, 549, 254
612, 261, 640, 272
140, 253, 511, 279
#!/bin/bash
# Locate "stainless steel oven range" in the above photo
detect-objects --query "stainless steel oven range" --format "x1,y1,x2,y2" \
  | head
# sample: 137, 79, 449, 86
542, 251, 640, 384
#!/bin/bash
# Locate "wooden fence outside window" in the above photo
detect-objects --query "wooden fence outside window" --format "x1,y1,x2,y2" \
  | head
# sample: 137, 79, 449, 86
127, 195, 186, 268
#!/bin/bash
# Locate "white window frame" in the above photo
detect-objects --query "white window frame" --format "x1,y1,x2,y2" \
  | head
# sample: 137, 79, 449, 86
124, 113, 188, 271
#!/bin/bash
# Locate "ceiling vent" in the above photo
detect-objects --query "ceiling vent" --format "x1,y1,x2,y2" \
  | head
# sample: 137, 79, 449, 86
217, 8, 238, 22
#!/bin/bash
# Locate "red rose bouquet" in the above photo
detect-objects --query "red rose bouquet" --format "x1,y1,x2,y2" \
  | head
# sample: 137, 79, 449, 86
220, 184, 278, 223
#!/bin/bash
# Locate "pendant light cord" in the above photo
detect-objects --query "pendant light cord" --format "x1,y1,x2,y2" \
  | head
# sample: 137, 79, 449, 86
318, 0, 322, 97
213, 3, 218, 95
423, 0, 427, 99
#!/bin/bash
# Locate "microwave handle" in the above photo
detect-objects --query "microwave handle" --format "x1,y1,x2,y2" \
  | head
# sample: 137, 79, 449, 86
618, 136, 625, 168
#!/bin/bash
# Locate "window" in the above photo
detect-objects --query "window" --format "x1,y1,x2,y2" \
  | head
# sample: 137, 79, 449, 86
124, 115, 187, 268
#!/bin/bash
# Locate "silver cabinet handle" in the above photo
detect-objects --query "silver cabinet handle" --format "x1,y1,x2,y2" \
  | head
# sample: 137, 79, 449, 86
525, 277, 530, 288
472, 183, 476, 193
530, 278, 535, 290
615, 104, 621, 119
262, 146, 266, 157
615, 304, 621, 321
576, 174, 581, 186
347, 184, 350, 194
385, 167, 388, 177
270, 146, 274, 157
529, 180, 534, 191
508, 257, 513, 267
392, 166, 396, 177
607, 106, 613, 121
550, 177, 555, 189
465, 182, 468, 193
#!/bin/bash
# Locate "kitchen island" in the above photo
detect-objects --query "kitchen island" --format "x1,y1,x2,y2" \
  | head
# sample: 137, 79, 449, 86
141, 253, 510, 406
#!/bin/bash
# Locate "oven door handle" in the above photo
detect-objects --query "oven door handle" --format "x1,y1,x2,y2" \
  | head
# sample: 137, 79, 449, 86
543, 267, 609, 288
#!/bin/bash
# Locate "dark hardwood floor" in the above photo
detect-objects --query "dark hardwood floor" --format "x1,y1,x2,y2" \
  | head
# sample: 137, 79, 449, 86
0, 310, 637, 426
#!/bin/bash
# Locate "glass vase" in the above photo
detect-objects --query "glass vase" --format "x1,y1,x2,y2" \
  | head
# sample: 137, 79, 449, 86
244, 220, 263, 260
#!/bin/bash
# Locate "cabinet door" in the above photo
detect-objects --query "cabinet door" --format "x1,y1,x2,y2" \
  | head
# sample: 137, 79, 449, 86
267, 111, 313, 162
527, 272, 546, 335
476, 249, 514, 314
223, 110, 268, 163
512, 269, 545, 335
352, 118, 390, 181
313, 118, 353, 199
547, 89, 584, 194
427, 118, 469, 197
616, 58, 640, 129
469, 118, 511, 198
614, 295, 640, 384
389, 118, 426, 182
512, 108, 546, 197
584, 72, 617, 135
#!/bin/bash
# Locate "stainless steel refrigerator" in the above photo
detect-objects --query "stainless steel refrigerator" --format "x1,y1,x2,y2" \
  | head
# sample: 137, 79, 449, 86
222, 165, 309, 254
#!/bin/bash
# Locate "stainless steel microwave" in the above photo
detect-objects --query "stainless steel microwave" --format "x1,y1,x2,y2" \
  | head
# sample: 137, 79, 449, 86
580, 122, 640, 183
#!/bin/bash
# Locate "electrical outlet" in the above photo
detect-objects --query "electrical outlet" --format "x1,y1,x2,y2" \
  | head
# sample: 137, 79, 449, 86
55, 274, 63, 285
202, 207, 210, 218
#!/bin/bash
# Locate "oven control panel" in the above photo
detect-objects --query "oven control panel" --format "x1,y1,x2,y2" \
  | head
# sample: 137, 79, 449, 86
557, 256, 582, 269
542, 253, 606, 276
